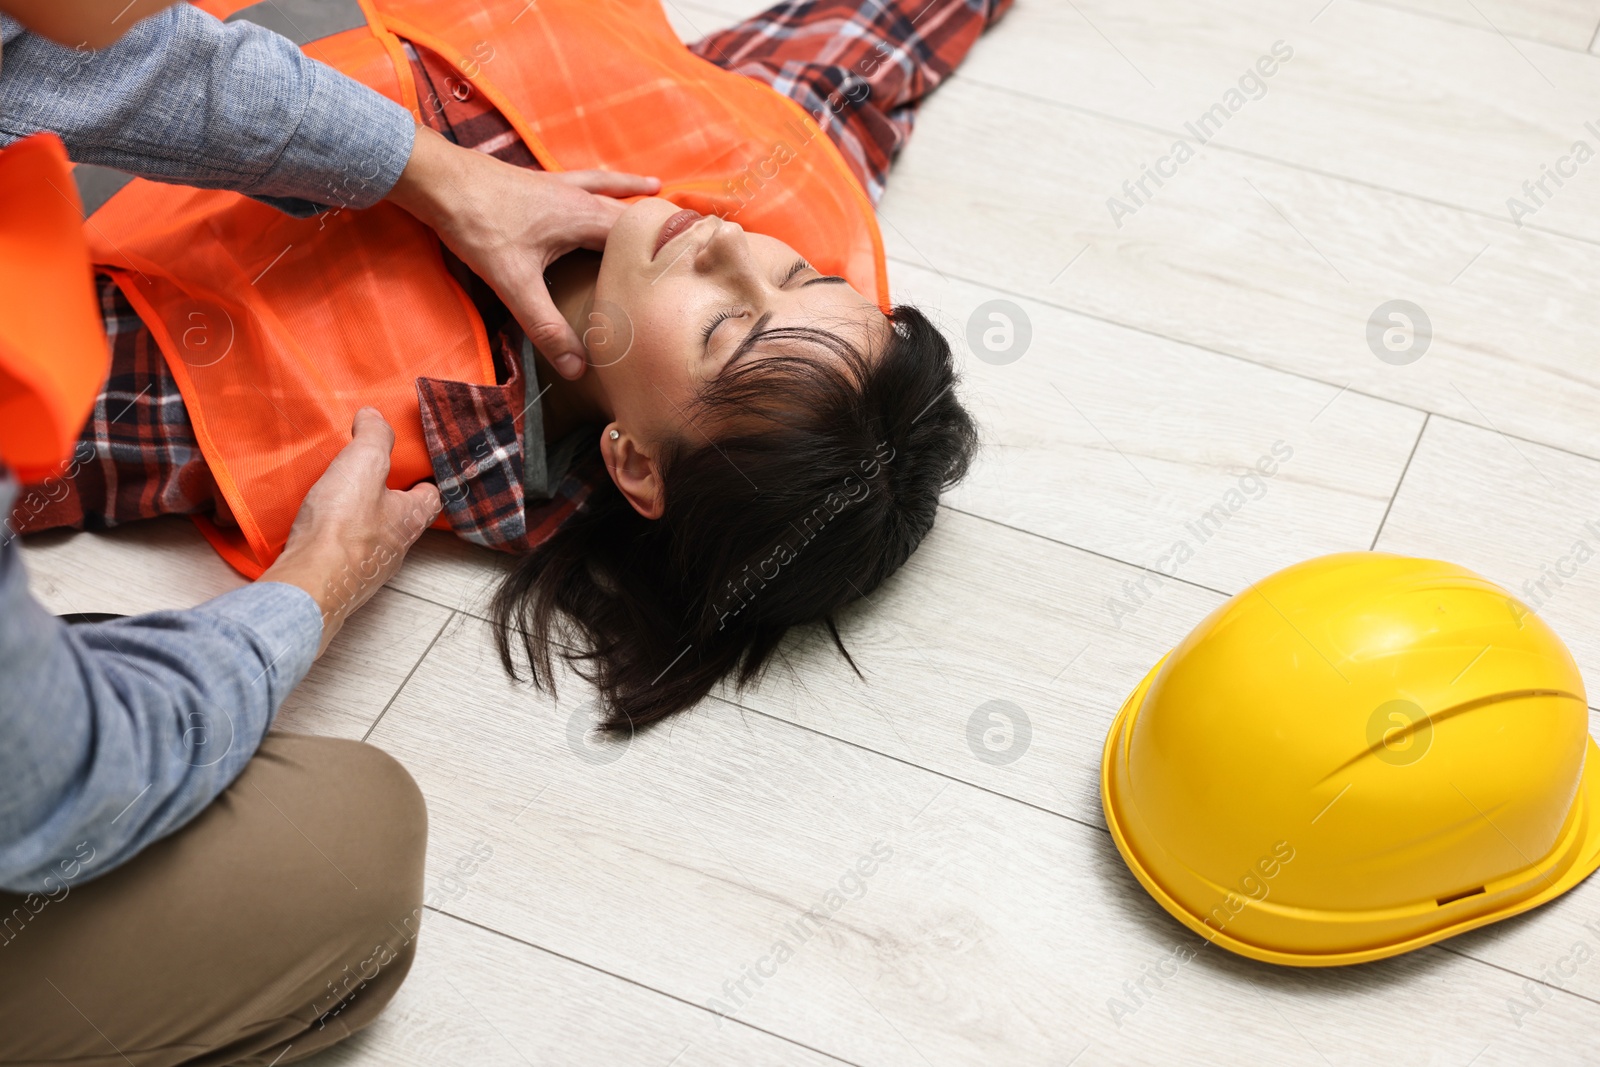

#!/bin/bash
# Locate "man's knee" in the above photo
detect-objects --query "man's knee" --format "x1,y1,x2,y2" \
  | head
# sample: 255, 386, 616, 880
344, 739, 428, 927
0, 735, 431, 1065
248, 737, 430, 1052
264, 735, 429, 920
327, 738, 428, 843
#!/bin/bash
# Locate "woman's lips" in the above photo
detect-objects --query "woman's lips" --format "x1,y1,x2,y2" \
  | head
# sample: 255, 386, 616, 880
652, 207, 704, 260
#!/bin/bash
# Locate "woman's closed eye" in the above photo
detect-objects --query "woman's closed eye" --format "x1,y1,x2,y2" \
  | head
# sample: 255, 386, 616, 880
701, 307, 739, 347
699, 258, 815, 352
781, 257, 810, 285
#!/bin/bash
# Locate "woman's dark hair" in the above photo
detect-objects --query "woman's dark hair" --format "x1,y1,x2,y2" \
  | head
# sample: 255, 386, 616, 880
489, 303, 978, 731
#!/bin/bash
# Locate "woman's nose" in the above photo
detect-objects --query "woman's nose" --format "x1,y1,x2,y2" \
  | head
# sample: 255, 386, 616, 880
696, 217, 741, 259
696, 219, 761, 287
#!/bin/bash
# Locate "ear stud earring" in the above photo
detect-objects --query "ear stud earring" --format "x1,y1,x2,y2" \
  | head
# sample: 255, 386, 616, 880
609, 429, 621, 440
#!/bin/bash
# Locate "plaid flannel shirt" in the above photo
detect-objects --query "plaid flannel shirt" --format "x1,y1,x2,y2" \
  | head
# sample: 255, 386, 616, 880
9, 0, 1011, 552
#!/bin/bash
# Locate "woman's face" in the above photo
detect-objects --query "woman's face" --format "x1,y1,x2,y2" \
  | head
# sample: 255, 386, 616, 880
587, 197, 889, 444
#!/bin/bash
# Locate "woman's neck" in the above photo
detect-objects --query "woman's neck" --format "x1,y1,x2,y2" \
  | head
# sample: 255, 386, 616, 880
532, 250, 611, 443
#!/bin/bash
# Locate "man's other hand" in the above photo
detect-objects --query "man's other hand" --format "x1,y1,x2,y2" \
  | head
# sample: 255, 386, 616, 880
259, 408, 441, 656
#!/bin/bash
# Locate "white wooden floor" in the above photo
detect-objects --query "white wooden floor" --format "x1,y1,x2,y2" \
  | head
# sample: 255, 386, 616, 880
23, 1, 1600, 1063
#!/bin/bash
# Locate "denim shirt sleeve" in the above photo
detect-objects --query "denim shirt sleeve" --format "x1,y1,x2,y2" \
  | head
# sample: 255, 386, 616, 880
0, 474, 323, 894
0, 5, 415, 215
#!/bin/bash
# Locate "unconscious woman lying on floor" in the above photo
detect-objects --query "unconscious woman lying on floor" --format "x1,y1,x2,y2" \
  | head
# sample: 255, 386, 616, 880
11, 0, 1014, 730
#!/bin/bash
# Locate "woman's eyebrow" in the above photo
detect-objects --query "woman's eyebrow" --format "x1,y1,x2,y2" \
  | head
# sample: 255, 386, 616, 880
722, 310, 774, 372
716, 273, 854, 373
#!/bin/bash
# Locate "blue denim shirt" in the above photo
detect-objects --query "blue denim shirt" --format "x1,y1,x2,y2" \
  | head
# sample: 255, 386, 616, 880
0, 6, 415, 894
0, 477, 321, 895
0, 3, 416, 214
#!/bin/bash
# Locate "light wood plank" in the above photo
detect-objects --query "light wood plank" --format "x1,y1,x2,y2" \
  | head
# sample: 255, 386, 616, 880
890, 259, 1425, 595
303, 910, 844, 1067
385, 529, 513, 617
870, 74, 1600, 466
275, 594, 452, 739
365, 613, 1600, 1066
1377, 0, 1600, 50
17, 520, 453, 739
947, 0, 1600, 233
18, 518, 244, 612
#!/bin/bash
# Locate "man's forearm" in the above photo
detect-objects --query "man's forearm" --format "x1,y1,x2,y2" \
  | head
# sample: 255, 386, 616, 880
0, 5, 415, 215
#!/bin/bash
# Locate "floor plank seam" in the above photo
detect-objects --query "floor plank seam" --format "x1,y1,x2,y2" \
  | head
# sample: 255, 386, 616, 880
1437, 942, 1600, 1012
361, 610, 456, 743
1426, 411, 1600, 470
882, 251, 1436, 417
420, 906, 865, 1067
1354, 0, 1600, 55
934, 504, 1236, 600
709, 694, 1110, 836
1368, 412, 1431, 551
886, 251, 1600, 469
387, 584, 466, 612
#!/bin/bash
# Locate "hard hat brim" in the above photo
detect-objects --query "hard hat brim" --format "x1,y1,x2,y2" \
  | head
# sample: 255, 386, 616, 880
1101, 656, 1600, 967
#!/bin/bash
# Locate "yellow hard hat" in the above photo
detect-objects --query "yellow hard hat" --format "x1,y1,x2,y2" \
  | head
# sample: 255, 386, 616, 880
1101, 552, 1600, 966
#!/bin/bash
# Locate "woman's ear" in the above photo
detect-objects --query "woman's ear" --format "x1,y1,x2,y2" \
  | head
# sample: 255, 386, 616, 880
601, 424, 665, 519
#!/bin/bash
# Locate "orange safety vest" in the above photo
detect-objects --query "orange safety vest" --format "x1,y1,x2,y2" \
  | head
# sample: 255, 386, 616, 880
89, 0, 889, 577
0, 134, 109, 486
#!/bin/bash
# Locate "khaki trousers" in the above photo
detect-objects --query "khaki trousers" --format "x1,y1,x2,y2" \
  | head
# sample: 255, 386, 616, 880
0, 733, 429, 1066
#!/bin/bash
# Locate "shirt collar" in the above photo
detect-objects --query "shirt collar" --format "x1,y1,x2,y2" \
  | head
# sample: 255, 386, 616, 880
415, 323, 596, 553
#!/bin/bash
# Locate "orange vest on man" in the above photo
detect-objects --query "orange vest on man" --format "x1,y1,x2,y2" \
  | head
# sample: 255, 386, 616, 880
83, 0, 889, 577
0, 134, 108, 488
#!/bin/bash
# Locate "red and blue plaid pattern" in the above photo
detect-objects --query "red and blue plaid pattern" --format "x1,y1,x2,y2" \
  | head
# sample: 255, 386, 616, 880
689, 0, 1013, 204
6, 281, 220, 536
9, 0, 1009, 549
414, 325, 595, 552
